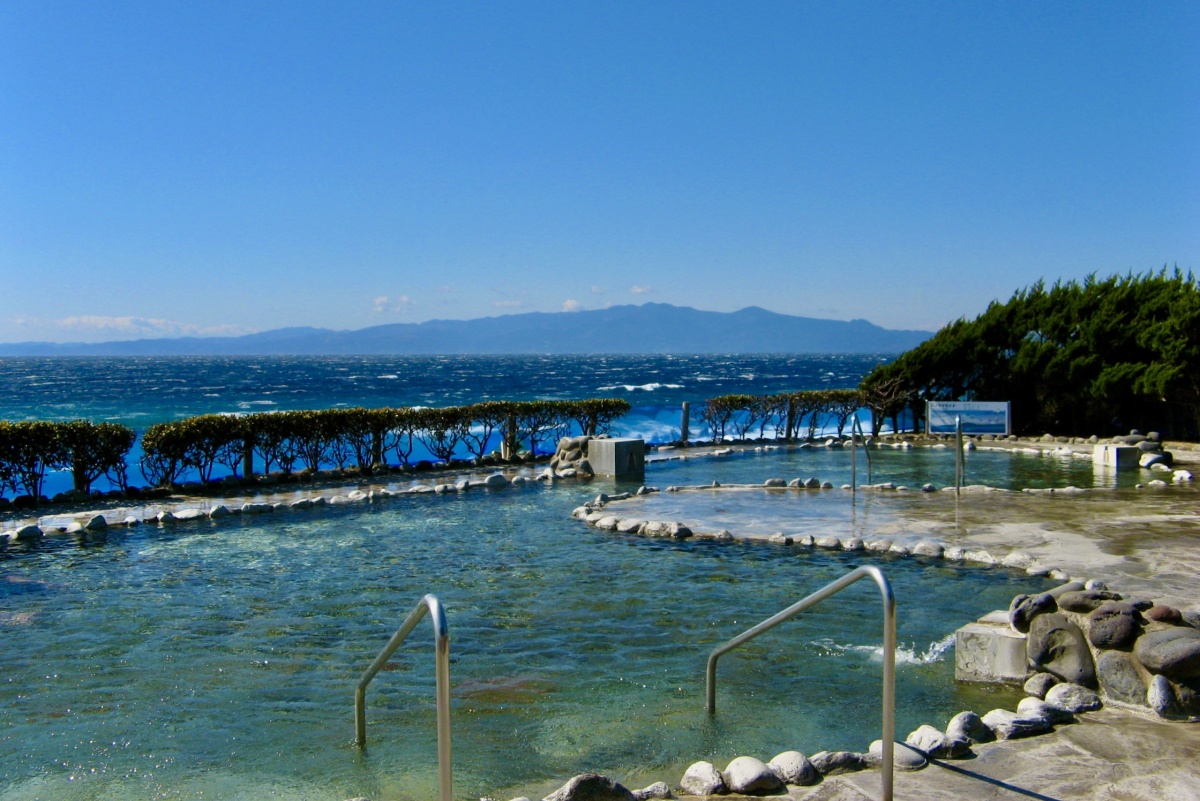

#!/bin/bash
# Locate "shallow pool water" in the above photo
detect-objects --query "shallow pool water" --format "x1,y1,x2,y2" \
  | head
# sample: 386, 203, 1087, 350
1, 455, 1055, 801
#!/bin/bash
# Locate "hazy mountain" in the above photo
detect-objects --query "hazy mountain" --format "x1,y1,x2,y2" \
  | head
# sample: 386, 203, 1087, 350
0, 304, 931, 356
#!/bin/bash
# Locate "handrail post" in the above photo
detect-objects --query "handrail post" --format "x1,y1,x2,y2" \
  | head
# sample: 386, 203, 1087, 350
354, 593, 453, 801
955, 415, 964, 495
705, 566, 896, 801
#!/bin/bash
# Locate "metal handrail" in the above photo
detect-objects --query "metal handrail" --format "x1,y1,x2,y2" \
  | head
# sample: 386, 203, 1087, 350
354, 593, 452, 801
705, 566, 897, 801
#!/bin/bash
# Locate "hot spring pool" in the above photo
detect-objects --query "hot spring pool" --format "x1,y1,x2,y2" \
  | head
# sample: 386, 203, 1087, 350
1, 450, 1062, 801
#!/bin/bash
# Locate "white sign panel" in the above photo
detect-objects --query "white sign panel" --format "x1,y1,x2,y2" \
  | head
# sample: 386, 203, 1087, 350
926, 401, 1011, 435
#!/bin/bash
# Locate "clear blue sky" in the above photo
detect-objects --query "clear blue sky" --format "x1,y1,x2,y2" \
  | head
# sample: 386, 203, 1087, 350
1, 2, 1196, 343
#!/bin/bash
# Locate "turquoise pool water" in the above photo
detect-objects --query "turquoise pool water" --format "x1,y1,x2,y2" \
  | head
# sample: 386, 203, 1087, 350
1, 451, 1059, 801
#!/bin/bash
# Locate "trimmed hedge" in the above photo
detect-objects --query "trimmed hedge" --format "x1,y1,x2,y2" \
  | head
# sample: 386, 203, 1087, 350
0, 398, 633, 500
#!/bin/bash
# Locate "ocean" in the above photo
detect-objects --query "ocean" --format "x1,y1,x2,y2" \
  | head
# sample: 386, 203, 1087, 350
0, 353, 894, 497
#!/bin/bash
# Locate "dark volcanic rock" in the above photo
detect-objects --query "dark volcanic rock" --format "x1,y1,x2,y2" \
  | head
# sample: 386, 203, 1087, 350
543, 774, 636, 801
1010, 592, 1057, 633
1057, 590, 1124, 613
1135, 627, 1200, 680
1088, 601, 1142, 650
1028, 613, 1097, 687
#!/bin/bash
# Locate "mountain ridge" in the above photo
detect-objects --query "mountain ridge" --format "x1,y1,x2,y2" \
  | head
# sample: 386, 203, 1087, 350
0, 304, 932, 356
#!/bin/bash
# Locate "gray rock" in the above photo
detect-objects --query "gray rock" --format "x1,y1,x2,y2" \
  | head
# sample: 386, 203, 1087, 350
766, 751, 817, 786
14, 524, 43, 541
1046, 581, 1086, 598
946, 711, 994, 744
1148, 673, 1176, 717
1087, 601, 1141, 649
1023, 672, 1059, 699
868, 739, 927, 770
767, 532, 793, 545
809, 751, 868, 776
543, 773, 635, 801
980, 708, 1052, 739
576, 459, 595, 477
888, 543, 911, 556
1001, 551, 1036, 569
814, 536, 841, 549
174, 508, 207, 521
1096, 650, 1148, 706
209, 504, 232, 517
904, 724, 970, 758
803, 477, 821, 488
1009, 592, 1057, 633
631, 782, 671, 801
1017, 696, 1073, 725
843, 537, 865, 551
1057, 590, 1124, 613
484, 473, 510, 488
764, 478, 786, 488
679, 761, 725, 796
722, 756, 782, 794
1027, 612, 1097, 686
1045, 682, 1102, 713
1134, 626, 1200, 679
865, 539, 893, 553
912, 541, 944, 558
615, 519, 645, 534
84, 514, 108, 531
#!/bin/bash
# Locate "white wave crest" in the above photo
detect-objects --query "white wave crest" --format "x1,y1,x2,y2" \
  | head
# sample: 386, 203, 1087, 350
596, 383, 684, 392
813, 633, 956, 666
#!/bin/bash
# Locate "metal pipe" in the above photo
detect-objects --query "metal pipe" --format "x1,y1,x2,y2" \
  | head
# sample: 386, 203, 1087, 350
955, 415, 964, 495
705, 566, 896, 801
354, 594, 453, 801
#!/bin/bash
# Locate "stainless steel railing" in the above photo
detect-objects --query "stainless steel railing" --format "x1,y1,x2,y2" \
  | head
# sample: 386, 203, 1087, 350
354, 593, 452, 801
705, 566, 897, 801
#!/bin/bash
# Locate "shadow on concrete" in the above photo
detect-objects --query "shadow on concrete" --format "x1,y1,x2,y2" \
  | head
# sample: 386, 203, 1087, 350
927, 758, 1065, 801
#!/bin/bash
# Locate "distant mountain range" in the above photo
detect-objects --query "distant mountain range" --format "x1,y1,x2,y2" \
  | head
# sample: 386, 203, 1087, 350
0, 304, 932, 356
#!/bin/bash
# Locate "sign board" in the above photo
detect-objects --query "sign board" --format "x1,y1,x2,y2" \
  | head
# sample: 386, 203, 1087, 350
926, 401, 1011, 435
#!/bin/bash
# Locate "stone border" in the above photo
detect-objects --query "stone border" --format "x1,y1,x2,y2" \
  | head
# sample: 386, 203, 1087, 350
0, 469, 557, 550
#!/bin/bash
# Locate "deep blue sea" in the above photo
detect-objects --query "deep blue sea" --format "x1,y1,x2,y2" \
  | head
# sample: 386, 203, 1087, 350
0, 354, 892, 497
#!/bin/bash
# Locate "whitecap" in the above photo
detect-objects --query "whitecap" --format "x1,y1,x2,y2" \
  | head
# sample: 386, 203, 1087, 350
813, 633, 955, 665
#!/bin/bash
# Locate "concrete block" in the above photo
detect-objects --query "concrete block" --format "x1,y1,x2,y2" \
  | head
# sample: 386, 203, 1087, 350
1093, 444, 1140, 470
956, 619, 1028, 684
589, 438, 645, 478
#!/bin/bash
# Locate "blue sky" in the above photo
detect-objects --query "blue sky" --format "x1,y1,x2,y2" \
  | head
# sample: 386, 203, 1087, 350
1, 2, 1196, 343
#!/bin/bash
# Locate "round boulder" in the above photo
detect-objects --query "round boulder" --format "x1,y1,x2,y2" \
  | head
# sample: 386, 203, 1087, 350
543, 774, 635, 801
1087, 601, 1142, 650
1096, 650, 1148, 706
1023, 672, 1059, 699
1134, 626, 1200, 679
1009, 592, 1057, 633
1028, 613, 1097, 687
1145, 605, 1183, 625
1045, 682, 1102, 713
767, 751, 817, 786
722, 756, 782, 794
679, 761, 725, 796
1056, 590, 1124, 613
946, 710, 993, 744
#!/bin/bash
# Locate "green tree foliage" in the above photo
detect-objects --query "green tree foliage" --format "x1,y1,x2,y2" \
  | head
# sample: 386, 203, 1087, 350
62, 420, 136, 494
0, 421, 69, 503
859, 270, 1200, 436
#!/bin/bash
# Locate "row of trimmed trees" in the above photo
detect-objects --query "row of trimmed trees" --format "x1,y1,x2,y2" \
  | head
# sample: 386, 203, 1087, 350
699, 389, 880, 442
858, 270, 1200, 438
0, 420, 136, 503
0, 399, 631, 504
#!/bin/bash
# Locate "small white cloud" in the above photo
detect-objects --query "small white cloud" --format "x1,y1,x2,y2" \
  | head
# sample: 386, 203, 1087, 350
373, 295, 413, 314
493, 300, 523, 308
562, 299, 582, 312
591, 285, 604, 294
630, 285, 652, 295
